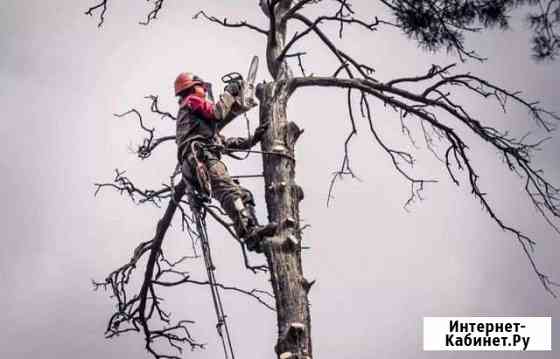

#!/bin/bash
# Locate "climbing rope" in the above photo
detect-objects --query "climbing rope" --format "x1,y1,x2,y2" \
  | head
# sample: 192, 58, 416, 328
191, 195, 236, 359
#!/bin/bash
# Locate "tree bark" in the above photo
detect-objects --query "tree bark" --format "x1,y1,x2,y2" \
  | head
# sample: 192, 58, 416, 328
259, 81, 311, 359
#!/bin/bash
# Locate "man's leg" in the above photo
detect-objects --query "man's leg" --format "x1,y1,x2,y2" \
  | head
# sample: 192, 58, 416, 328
236, 184, 275, 252
205, 158, 254, 236
180, 152, 212, 198
237, 184, 257, 226
180, 151, 250, 233
205, 158, 275, 252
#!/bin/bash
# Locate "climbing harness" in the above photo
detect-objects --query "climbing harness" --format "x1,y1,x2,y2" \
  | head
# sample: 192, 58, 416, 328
189, 141, 214, 197
190, 194, 236, 359
186, 138, 295, 200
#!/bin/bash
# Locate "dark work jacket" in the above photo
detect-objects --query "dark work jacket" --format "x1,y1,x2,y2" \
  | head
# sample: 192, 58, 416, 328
176, 106, 222, 162
176, 91, 256, 163
176, 107, 254, 163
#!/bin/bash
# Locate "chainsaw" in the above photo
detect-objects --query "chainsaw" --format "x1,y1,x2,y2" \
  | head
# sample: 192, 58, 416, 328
202, 56, 259, 105
220, 55, 259, 110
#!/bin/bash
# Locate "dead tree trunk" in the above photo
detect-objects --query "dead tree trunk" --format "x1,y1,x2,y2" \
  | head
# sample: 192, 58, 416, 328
258, 81, 311, 359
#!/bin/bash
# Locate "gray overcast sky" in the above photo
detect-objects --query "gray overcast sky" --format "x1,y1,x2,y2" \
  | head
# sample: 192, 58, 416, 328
1, 1, 560, 358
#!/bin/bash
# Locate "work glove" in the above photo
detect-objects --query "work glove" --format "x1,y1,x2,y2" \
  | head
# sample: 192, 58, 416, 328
251, 120, 271, 145
224, 81, 242, 97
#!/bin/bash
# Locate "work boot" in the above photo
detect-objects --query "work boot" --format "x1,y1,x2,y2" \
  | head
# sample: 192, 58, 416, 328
230, 211, 272, 253
224, 197, 251, 237
231, 210, 251, 239
244, 222, 277, 253
226, 197, 277, 253
241, 203, 277, 253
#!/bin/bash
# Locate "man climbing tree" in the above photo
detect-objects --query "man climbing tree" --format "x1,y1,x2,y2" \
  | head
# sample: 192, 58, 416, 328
173, 71, 275, 252
88, 1, 560, 359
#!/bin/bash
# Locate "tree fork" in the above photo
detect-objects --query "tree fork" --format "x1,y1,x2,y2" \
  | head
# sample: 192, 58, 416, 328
259, 81, 312, 358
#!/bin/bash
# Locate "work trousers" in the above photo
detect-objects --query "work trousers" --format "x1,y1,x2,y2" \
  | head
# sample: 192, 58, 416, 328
181, 146, 254, 216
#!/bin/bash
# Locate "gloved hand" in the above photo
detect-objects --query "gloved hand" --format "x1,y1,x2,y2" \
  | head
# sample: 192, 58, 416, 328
251, 120, 271, 145
224, 80, 242, 97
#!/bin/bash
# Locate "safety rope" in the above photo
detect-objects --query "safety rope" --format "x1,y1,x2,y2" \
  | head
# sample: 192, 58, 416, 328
206, 144, 296, 162
191, 196, 236, 359
227, 148, 296, 161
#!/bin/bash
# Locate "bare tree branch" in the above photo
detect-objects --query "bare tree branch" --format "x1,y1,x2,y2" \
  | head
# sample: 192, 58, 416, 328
114, 106, 176, 159
94, 171, 272, 358
193, 10, 269, 35
94, 169, 172, 206
154, 275, 275, 310
290, 13, 376, 79
94, 180, 206, 359
85, 0, 166, 28
145, 95, 177, 121
140, 0, 165, 25
289, 74, 560, 295
282, 0, 321, 21
528, 0, 560, 60
84, 0, 108, 27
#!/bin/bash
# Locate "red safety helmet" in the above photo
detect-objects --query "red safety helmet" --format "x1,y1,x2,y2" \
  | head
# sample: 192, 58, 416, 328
174, 72, 203, 96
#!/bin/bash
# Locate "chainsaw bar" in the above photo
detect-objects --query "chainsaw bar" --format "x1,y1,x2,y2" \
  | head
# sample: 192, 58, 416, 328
243, 56, 259, 109
247, 56, 259, 86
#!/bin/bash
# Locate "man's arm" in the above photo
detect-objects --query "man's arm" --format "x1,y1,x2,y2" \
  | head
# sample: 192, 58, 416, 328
184, 95, 217, 120
224, 121, 270, 150
184, 80, 256, 127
